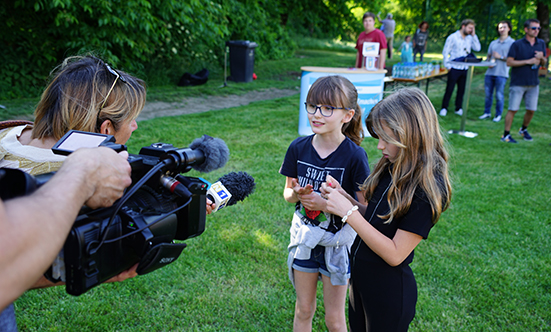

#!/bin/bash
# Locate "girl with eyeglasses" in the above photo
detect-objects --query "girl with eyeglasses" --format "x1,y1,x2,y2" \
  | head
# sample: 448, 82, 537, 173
321, 88, 452, 331
280, 75, 370, 331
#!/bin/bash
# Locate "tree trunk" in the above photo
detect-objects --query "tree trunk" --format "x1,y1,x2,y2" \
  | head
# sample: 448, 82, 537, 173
537, 2, 549, 47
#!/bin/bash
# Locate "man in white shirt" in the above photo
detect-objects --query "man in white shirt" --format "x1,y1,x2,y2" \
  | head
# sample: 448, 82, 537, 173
439, 19, 481, 116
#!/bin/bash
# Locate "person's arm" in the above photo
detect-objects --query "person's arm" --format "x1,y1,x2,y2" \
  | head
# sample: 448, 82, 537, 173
507, 56, 540, 67
0, 147, 131, 310
378, 48, 387, 70
535, 45, 547, 66
284, 177, 327, 212
486, 42, 493, 61
321, 175, 367, 216
492, 51, 506, 61
29, 263, 139, 290
471, 28, 481, 52
356, 49, 363, 68
283, 177, 300, 203
442, 36, 453, 68
324, 187, 422, 266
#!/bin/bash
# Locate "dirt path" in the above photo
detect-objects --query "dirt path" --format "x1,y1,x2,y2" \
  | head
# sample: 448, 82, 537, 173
137, 87, 299, 121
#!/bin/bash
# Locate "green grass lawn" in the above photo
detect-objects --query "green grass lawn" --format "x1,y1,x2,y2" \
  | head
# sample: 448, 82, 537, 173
6, 48, 551, 331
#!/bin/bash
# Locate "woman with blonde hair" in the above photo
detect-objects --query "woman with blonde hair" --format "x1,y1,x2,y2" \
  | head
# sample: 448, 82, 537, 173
0, 55, 146, 330
0, 55, 145, 175
322, 88, 452, 331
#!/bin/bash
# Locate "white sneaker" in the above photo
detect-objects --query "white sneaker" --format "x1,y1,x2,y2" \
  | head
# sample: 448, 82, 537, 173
439, 108, 448, 116
492, 115, 501, 122
479, 113, 491, 120
455, 108, 464, 116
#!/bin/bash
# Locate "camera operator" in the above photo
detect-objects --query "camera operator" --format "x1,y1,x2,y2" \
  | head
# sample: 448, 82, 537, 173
0, 147, 131, 315
0, 54, 218, 330
0, 54, 144, 331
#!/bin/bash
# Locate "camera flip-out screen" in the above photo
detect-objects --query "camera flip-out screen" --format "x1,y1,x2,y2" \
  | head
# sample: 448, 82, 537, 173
52, 130, 124, 155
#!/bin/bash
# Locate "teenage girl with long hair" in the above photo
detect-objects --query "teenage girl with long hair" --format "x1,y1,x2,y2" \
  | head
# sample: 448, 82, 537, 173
280, 75, 370, 331
322, 87, 452, 331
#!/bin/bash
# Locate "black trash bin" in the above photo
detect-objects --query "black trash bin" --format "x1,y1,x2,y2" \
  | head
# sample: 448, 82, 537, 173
226, 40, 258, 82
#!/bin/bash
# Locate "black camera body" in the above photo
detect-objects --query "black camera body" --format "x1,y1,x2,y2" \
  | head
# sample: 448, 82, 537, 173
59, 142, 209, 296
0, 130, 229, 296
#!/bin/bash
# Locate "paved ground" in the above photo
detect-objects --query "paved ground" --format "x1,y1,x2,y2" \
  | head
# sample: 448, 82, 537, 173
137, 87, 299, 121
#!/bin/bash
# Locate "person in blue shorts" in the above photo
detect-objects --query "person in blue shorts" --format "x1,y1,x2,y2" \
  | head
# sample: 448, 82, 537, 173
280, 75, 370, 332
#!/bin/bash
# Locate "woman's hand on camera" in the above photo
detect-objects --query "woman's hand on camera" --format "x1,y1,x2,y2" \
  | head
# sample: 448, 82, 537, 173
105, 263, 138, 283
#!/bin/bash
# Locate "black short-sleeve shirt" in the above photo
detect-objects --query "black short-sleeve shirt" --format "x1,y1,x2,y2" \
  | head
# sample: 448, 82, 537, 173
508, 37, 546, 86
352, 167, 434, 266
280, 135, 370, 230
280, 135, 370, 198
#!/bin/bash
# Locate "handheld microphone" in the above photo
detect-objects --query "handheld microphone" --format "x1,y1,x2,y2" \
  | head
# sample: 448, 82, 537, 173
207, 171, 256, 212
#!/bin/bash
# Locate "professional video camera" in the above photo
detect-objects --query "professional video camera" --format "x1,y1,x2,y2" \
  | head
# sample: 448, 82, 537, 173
0, 130, 254, 296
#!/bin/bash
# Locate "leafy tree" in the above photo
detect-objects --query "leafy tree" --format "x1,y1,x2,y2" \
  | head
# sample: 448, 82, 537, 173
0, 0, 297, 99
0, 0, 546, 99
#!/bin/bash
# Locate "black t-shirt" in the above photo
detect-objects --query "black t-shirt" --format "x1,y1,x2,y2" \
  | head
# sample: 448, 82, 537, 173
508, 37, 546, 86
352, 167, 434, 266
280, 135, 370, 230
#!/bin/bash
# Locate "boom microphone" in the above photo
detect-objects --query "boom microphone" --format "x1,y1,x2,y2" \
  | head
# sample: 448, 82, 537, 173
188, 135, 230, 173
207, 171, 256, 212
158, 135, 230, 173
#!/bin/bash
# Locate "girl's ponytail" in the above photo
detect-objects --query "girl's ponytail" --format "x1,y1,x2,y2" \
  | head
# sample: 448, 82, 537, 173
342, 100, 363, 146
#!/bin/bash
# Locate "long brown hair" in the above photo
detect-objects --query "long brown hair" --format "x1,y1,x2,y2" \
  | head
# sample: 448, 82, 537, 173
306, 75, 364, 146
363, 88, 451, 224
32, 55, 146, 140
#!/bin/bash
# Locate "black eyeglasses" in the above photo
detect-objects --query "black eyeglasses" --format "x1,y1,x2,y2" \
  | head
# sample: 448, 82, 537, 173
304, 102, 350, 117
101, 63, 127, 109
530, 26, 541, 30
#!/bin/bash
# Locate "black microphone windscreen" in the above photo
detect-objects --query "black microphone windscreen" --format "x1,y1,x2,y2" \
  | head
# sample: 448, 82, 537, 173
218, 171, 255, 206
189, 135, 230, 173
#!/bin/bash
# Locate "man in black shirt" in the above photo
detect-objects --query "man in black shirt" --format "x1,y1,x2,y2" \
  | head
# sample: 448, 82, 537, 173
501, 19, 547, 143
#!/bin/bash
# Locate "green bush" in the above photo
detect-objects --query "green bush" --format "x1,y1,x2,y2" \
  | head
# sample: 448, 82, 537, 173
0, 0, 299, 99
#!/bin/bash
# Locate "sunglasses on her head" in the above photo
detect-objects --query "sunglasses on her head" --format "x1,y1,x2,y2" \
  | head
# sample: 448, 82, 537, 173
101, 62, 128, 109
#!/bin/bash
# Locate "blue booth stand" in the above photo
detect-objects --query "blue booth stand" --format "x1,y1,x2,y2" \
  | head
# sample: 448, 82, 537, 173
298, 66, 386, 136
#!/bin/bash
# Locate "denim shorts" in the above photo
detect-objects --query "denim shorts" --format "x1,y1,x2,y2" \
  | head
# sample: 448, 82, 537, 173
509, 85, 539, 111
293, 247, 352, 276
293, 245, 331, 277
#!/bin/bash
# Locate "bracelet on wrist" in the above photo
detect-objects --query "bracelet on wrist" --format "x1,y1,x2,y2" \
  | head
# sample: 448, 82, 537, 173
342, 205, 358, 224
